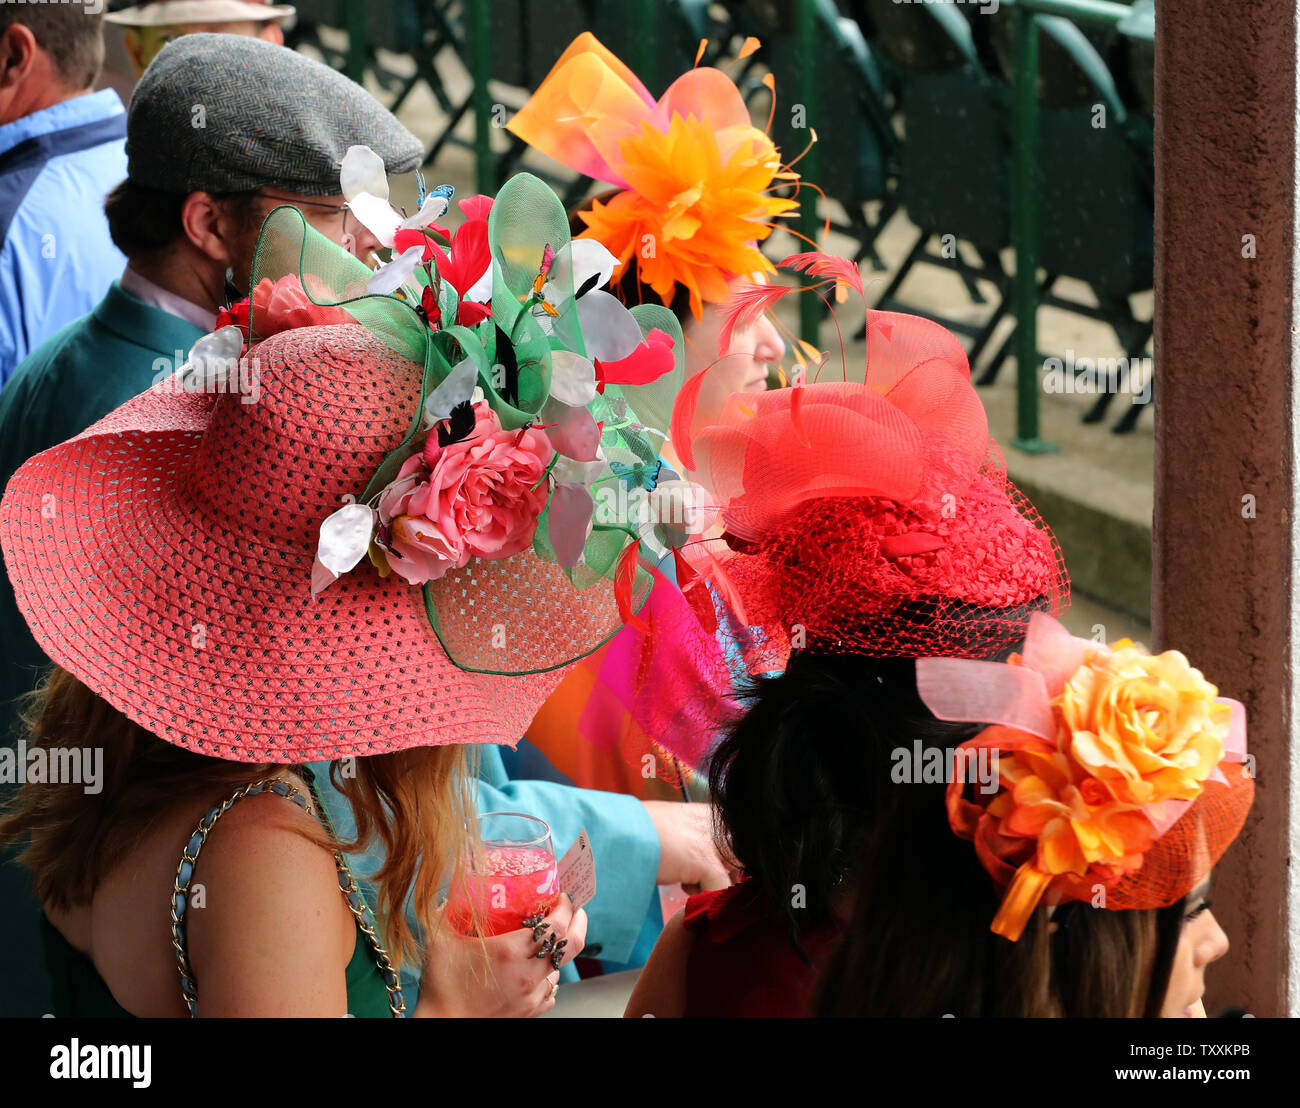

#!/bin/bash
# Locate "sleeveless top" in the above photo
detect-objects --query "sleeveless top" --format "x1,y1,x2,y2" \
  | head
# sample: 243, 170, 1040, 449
681, 879, 842, 1018
39, 768, 403, 1018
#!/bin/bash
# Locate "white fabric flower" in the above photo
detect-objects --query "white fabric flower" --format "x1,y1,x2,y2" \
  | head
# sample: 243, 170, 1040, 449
367, 243, 425, 296
311, 502, 377, 595
179, 326, 245, 389
340, 144, 451, 249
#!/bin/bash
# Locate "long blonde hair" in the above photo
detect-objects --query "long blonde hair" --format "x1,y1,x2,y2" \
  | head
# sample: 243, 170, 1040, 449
0, 666, 476, 968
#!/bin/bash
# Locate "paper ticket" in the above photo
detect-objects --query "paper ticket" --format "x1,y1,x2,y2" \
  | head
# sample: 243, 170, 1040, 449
556, 827, 597, 909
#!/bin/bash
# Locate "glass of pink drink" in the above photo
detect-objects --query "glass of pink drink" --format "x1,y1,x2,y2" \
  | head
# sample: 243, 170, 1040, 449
445, 812, 559, 937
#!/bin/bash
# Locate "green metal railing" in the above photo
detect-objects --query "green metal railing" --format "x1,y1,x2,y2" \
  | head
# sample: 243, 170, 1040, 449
1001, 0, 1143, 453
794, 0, 822, 347
344, 0, 366, 84
468, 0, 492, 195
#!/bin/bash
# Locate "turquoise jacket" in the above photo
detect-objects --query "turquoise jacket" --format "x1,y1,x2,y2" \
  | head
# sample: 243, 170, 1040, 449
312, 743, 664, 989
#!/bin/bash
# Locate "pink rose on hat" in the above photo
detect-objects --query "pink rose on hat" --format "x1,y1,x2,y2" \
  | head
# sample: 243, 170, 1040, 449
375, 462, 460, 584
376, 404, 555, 585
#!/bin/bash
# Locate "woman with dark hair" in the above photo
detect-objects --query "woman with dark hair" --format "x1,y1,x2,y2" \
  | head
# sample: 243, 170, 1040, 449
814, 613, 1250, 1017
624, 261, 1251, 1014
624, 258, 1074, 1016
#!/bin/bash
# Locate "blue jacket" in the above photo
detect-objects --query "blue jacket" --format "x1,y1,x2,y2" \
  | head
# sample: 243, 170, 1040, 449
0, 89, 128, 387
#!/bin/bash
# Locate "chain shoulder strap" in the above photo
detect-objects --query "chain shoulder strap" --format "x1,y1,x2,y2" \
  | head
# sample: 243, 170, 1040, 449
169, 775, 407, 1017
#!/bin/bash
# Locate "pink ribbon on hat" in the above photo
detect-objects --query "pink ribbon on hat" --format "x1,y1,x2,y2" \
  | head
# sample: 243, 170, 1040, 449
915, 612, 1247, 836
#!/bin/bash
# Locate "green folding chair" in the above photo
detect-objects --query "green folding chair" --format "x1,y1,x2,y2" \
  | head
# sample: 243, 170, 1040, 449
982, 12, 1154, 433
862, 0, 1014, 365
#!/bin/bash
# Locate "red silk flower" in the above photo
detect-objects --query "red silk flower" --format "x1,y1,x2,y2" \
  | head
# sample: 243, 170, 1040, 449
595, 327, 675, 392
217, 274, 352, 337
413, 194, 496, 329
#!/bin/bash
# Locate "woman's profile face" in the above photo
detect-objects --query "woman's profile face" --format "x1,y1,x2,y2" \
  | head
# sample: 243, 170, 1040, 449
1160, 880, 1230, 1017
682, 279, 786, 432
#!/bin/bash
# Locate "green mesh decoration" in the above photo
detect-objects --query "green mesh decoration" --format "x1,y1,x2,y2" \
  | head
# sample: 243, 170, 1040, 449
238, 173, 689, 675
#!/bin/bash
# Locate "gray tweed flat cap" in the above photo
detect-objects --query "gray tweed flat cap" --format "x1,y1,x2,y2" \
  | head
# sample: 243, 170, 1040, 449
126, 33, 423, 196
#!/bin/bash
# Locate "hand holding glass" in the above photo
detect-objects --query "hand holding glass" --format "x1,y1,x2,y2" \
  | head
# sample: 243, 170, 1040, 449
444, 812, 560, 937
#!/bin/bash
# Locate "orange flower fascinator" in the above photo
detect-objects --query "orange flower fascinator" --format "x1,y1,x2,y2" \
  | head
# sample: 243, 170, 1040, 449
916, 614, 1253, 941
507, 32, 800, 320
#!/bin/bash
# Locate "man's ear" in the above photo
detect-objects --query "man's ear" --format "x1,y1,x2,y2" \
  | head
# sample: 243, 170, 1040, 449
122, 29, 147, 78
0, 24, 40, 90
180, 191, 240, 266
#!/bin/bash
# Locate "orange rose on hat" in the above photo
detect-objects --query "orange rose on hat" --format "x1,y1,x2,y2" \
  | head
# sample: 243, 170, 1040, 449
918, 614, 1251, 942
1060, 644, 1229, 807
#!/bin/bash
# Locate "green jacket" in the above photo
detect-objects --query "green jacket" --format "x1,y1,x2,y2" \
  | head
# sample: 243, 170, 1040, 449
0, 280, 205, 734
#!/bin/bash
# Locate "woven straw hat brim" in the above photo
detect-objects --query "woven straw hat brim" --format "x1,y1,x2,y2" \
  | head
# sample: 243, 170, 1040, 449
0, 327, 564, 763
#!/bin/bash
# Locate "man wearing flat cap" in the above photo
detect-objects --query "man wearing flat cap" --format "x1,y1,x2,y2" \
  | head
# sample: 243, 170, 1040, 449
0, 31, 420, 738
107, 0, 297, 77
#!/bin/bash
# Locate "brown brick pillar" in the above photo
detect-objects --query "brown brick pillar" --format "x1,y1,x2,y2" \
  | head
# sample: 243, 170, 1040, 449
1154, 2, 1295, 1015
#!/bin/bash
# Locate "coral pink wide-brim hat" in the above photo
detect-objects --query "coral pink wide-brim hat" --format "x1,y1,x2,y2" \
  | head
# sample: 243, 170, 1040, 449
0, 324, 572, 763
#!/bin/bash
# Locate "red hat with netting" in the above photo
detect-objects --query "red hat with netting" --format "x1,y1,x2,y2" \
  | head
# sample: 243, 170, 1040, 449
662, 252, 1069, 682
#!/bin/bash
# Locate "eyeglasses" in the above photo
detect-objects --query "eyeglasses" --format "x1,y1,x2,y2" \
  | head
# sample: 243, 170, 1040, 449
257, 191, 355, 249
257, 192, 348, 216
